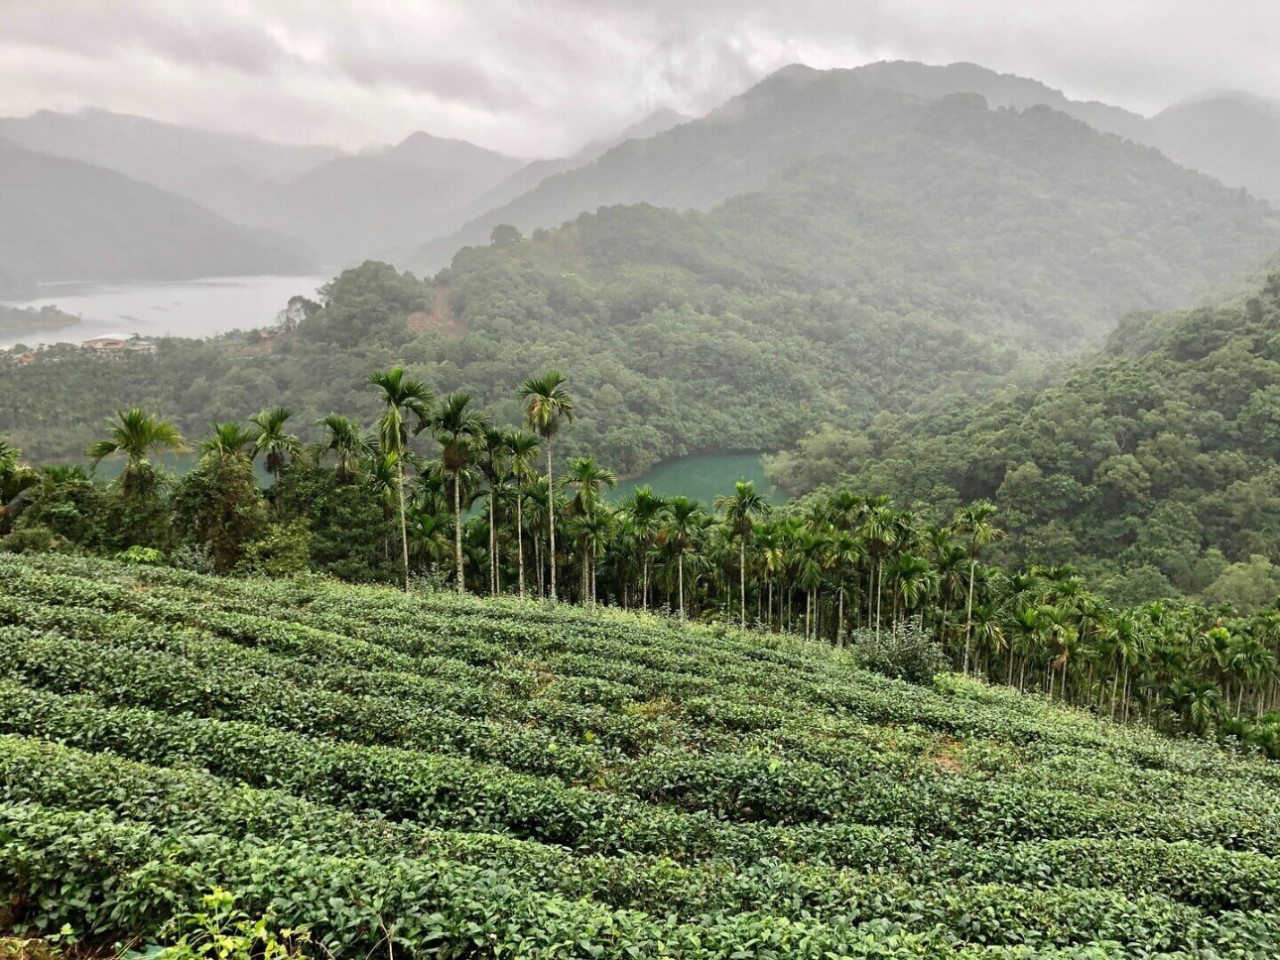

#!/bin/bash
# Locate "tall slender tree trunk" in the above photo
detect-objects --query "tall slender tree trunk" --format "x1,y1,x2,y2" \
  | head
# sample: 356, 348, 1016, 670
454, 472, 465, 595
837, 590, 845, 647
963, 558, 977, 675
397, 461, 410, 593
517, 493, 526, 600
546, 444, 557, 600
678, 554, 685, 619
489, 489, 497, 596
875, 561, 884, 641
739, 540, 747, 629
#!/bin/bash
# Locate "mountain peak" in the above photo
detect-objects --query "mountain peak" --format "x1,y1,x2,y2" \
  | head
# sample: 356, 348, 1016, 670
384, 130, 523, 169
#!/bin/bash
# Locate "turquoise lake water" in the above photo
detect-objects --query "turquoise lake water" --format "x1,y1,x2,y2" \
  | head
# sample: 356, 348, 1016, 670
81, 451, 775, 505
612, 453, 776, 506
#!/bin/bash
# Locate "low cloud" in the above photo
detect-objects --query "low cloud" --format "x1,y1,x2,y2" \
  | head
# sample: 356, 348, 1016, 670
1, 1, 1278, 155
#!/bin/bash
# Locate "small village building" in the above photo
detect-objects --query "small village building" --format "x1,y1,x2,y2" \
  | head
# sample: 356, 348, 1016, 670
81, 334, 156, 355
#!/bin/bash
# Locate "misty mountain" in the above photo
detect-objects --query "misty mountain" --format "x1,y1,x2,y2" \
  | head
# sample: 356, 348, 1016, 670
0, 107, 343, 228
6, 76, 1279, 472
410, 64, 1279, 277
439, 109, 692, 236
1145, 98, 1280, 203
0, 108, 528, 267
0, 138, 314, 284
264, 131, 527, 265
842, 61, 1280, 202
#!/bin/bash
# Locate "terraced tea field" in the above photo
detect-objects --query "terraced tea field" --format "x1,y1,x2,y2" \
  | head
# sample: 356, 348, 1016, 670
1, 553, 1279, 958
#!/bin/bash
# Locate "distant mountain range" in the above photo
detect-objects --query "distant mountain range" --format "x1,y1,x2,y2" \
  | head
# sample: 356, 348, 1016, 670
842, 61, 1280, 202
6, 61, 1280, 284
0, 137, 313, 286
0, 106, 686, 270
411, 61, 1280, 271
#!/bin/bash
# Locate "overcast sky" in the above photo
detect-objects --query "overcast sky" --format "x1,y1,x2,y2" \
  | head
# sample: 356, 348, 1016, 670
2, 1, 1279, 157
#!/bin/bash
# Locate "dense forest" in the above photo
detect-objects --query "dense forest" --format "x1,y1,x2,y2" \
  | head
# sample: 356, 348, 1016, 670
769, 268, 1280, 608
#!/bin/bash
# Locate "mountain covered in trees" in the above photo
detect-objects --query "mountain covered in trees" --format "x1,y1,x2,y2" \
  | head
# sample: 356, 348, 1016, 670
0, 138, 316, 284
410, 63, 1280, 271
753, 60, 1280, 203
769, 265, 1280, 607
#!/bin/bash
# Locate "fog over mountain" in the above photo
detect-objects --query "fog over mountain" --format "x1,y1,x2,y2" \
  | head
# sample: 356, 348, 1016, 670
3, 2, 1280, 156
0, 137, 314, 285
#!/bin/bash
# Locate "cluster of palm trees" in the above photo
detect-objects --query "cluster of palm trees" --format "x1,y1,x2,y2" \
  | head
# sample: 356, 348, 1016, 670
5, 365, 1280, 750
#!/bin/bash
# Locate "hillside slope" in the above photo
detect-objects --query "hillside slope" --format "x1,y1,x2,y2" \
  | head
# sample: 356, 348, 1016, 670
0, 138, 314, 282
805, 265, 1280, 603
5, 106, 1280, 473
2, 553, 1279, 957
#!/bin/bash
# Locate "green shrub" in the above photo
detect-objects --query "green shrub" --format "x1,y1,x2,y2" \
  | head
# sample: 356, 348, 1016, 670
116, 546, 164, 566
850, 619, 947, 685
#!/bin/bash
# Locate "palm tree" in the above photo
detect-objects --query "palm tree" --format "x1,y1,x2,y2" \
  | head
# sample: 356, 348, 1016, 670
431, 393, 489, 595
714, 480, 770, 628
859, 498, 896, 640
621, 485, 668, 611
315, 414, 369, 482
367, 367, 433, 592
503, 429, 541, 600
660, 496, 703, 619
249, 407, 300, 483
561, 457, 617, 606
953, 501, 1005, 676
0, 439, 20, 483
518, 371, 574, 600
199, 422, 257, 464
87, 409, 185, 497
0, 439, 37, 534
478, 427, 510, 596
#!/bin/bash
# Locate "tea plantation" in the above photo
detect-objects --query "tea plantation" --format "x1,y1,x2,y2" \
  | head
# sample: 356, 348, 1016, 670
2, 554, 1279, 958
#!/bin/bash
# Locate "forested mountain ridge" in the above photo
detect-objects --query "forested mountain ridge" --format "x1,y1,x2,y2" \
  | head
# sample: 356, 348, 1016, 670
778, 268, 1280, 606
823, 60, 1280, 203
0, 137, 315, 283
410, 63, 1280, 274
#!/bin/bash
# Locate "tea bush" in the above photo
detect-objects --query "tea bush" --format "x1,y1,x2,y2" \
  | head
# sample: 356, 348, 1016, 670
0, 553, 1278, 958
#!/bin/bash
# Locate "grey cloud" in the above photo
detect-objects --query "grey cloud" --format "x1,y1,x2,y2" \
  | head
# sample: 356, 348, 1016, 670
1, 1, 1279, 154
